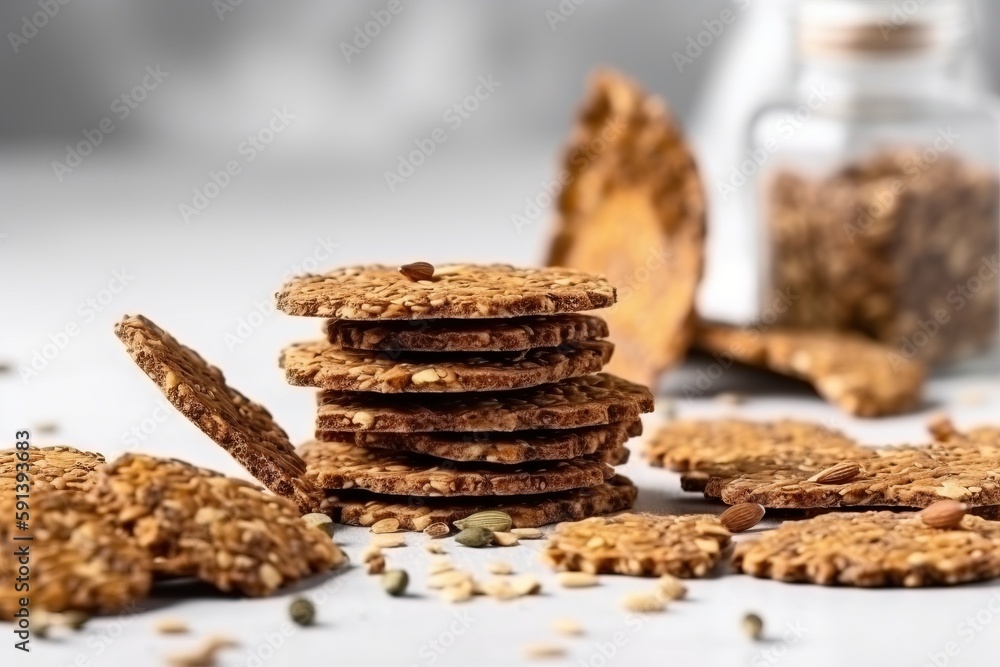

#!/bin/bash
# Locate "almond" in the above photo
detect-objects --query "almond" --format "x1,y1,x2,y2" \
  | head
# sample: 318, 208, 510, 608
920, 500, 966, 529
398, 262, 435, 281
719, 503, 765, 533
807, 460, 862, 485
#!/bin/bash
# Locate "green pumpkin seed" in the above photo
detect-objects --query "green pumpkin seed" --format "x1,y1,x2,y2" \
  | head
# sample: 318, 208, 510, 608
455, 526, 494, 548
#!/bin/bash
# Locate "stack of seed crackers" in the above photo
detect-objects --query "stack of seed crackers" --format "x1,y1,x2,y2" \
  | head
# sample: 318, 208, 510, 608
275, 263, 654, 531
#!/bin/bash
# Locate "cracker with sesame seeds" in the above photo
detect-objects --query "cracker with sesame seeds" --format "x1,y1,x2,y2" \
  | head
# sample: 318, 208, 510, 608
280, 339, 613, 393
542, 513, 731, 578
276, 264, 616, 319
733, 511, 1000, 587
90, 454, 345, 596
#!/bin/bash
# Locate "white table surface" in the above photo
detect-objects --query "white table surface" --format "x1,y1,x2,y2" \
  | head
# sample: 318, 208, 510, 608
3, 148, 1000, 667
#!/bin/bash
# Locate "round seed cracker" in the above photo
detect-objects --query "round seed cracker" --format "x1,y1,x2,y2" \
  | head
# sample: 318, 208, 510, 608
91, 454, 346, 596
114, 314, 318, 512
694, 321, 926, 417
547, 70, 706, 388
0, 487, 151, 616
734, 511, 1000, 587
316, 372, 654, 433
324, 475, 638, 531
1, 445, 104, 493
542, 512, 731, 578
326, 314, 609, 352
276, 264, 616, 319
300, 440, 614, 496
280, 339, 613, 393
318, 420, 641, 464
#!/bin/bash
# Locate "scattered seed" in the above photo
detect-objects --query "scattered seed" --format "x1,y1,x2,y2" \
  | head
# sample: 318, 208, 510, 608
34, 421, 59, 435
301, 513, 335, 537
742, 613, 764, 640
366, 554, 386, 575
60, 610, 89, 630
552, 618, 584, 636
398, 261, 435, 282
719, 503, 766, 533
382, 570, 409, 597
492, 531, 520, 547
167, 635, 237, 667
487, 561, 513, 575
427, 557, 454, 575
621, 592, 665, 613
511, 527, 543, 539
523, 643, 565, 660
441, 580, 475, 603
289, 598, 315, 627
371, 533, 406, 548
155, 617, 190, 634
428, 570, 472, 589
371, 518, 401, 534
475, 577, 518, 600
509, 575, 541, 596
424, 522, 450, 538
455, 526, 494, 548
927, 413, 958, 442
454, 510, 513, 533
920, 500, 967, 529
557, 571, 599, 588
424, 542, 446, 554
655, 575, 687, 601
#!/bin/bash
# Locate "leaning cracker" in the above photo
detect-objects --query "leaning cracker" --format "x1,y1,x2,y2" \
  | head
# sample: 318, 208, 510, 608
543, 513, 730, 578
733, 511, 1000, 587
280, 339, 613, 393
299, 440, 614, 496
547, 69, 706, 388
317, 420, 641, 464
276, 264, 615, 319
694, 321, 926, 417
114, 314, 318, 511
1, 445, 105, 493
0, 487, 151, 616
316, 373, 654, 432
324, 475, 638, 531
91, 454, 346, 596
326, 314, 609, 352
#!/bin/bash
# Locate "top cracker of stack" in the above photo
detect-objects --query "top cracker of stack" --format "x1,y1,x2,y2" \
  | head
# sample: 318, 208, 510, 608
275, 263, 654, 530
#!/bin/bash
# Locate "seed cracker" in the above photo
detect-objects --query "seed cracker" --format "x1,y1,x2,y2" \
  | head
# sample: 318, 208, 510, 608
114, 314, 318, 512
542, 512, 731, 578
649, 420, 1000, 510
323, 475, 638, 531
316, 372, 654, 433
0, 487, 151, 616
1, 445, 105, 493
299, 440, 614, 496
547, 69, 706, 388
280, 339, 613, 393
325, 314, 609, 352
90, 454, 346, 596
317, 420, 640, 464
276, 264, 615, 319
694, 321, 926, 417
733, 511, 1000, 587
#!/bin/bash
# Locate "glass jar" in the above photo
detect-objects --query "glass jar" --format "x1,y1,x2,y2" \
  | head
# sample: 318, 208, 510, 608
750, 0, 1000, 366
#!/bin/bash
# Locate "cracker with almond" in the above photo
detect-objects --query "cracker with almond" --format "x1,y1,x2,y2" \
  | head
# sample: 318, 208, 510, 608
542, 512, 731, 578
547, 69, 706, 388
733, 511, 1000, 587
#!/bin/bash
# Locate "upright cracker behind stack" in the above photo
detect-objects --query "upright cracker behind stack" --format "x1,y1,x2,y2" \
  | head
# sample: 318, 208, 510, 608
276, 263, 654, 530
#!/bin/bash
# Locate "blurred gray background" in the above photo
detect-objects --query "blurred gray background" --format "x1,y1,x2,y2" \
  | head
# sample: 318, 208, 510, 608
2, 0, 999, 451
